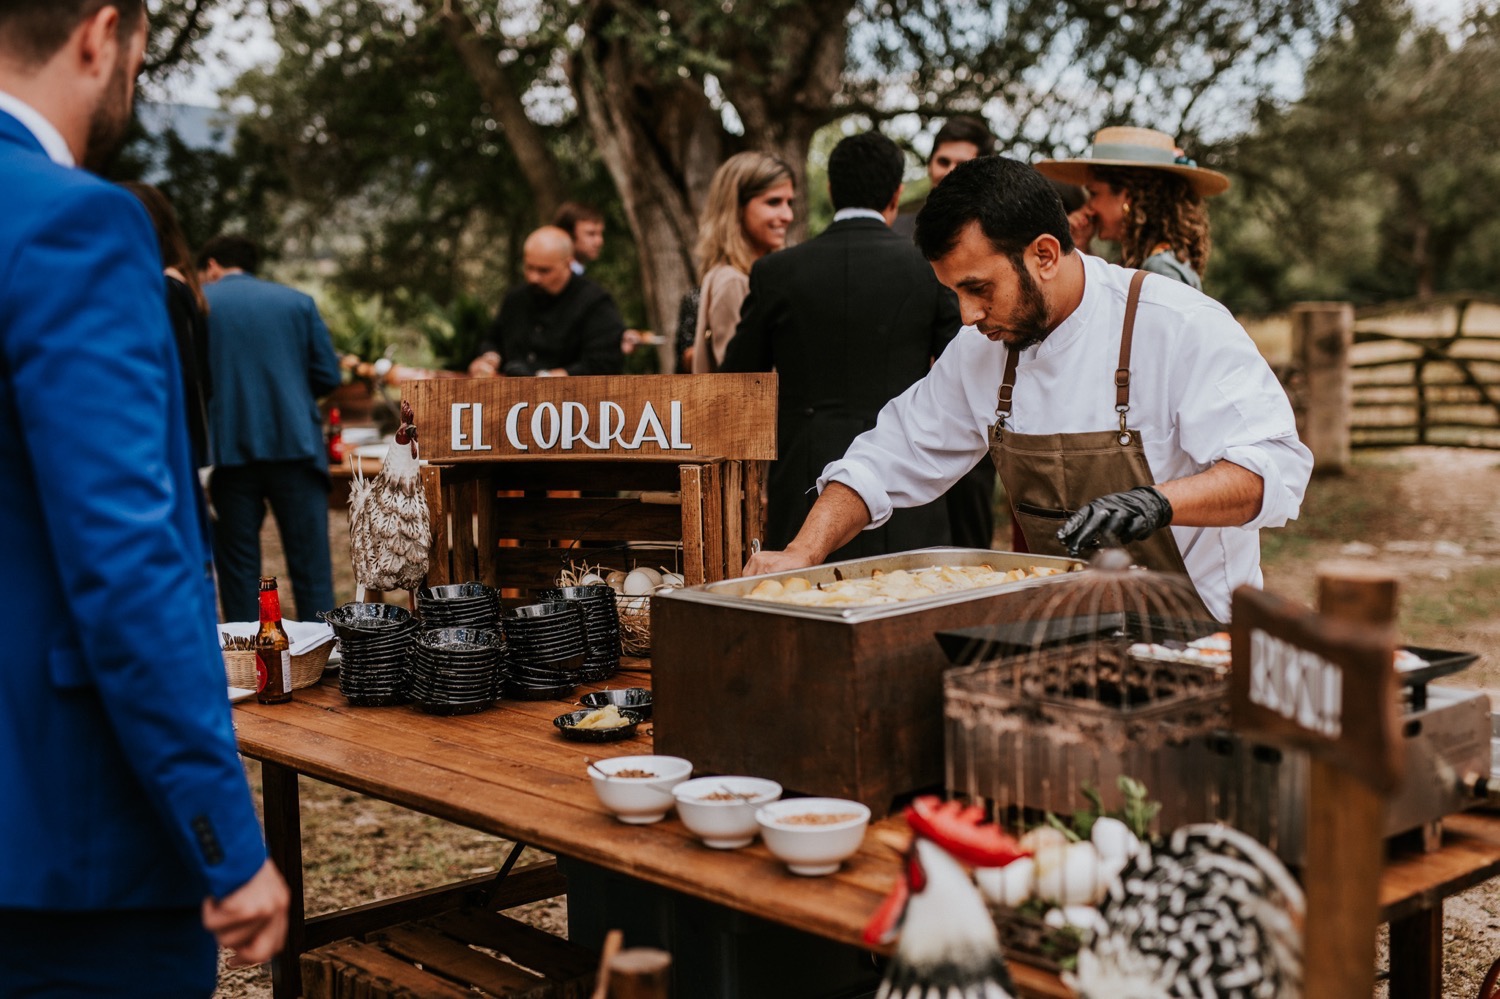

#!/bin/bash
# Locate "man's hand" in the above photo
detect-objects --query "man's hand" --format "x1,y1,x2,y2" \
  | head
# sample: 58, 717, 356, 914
202, 859, 290, 968
1068, 208, 1097, 251
1056, 486, 1173, 556
743, 547, 819, 577
468, 351, 501, 377
537, 368, 570, 377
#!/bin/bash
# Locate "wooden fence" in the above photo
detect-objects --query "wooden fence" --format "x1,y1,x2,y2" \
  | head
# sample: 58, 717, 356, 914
1348, 295, 1500, 449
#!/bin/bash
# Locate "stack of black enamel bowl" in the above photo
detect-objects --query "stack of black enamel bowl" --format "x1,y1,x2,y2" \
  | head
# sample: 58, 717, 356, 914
500, 601, 587, 700
408, 627, 507, 715
416, 581, 500, 629
537, 584, 621, 681
322, 603, 415, 706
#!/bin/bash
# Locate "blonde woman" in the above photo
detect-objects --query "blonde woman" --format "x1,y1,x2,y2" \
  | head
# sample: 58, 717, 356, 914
1035, 126, 1228, 290
689, 151, 795, 372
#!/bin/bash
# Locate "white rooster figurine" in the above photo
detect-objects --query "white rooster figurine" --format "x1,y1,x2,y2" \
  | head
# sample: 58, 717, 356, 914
863, 796, 1030, 999
349, 400, 431, 601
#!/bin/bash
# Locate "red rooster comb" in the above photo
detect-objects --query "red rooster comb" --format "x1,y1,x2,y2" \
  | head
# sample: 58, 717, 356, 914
905, 796, 1028, 869
394, 400, 419, 456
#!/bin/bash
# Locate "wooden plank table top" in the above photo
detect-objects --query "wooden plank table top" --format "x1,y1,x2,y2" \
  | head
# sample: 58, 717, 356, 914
233, 666, 1500, 999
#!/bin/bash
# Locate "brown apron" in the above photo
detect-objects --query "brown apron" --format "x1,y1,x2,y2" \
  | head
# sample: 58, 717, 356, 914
988, 271, 1196, 581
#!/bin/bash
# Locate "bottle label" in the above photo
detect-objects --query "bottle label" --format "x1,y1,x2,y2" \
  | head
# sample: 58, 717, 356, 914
278, 650, 292, 693
255, 649, 293, 693
255, 652, 268, 692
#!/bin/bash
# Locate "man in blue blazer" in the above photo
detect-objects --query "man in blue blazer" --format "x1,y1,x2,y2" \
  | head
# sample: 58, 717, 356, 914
198, 235, 342, 623
0, 2, 288, 993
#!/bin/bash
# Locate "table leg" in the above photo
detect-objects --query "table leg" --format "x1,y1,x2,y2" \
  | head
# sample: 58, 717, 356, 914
262, 762, 304, 999
1388, 903, 1443, 999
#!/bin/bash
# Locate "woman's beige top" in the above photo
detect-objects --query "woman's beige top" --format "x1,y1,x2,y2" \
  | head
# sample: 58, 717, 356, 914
690, 264, 751, 373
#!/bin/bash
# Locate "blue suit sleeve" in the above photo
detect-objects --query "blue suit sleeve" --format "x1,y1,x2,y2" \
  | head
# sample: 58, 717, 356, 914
5, 185, 266, 899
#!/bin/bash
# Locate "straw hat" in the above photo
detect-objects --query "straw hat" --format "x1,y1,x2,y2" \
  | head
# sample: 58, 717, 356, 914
1034, 126, 1230, 197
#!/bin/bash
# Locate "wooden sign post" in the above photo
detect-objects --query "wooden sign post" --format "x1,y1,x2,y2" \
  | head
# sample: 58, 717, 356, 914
1230, 566, 1403, 999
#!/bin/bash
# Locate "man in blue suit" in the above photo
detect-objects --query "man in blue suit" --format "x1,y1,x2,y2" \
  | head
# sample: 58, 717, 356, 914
198, 235, 342, 623
0, 2, 288, 994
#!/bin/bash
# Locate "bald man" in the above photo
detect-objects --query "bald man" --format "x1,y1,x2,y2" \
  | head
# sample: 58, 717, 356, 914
469, 225, 625, 377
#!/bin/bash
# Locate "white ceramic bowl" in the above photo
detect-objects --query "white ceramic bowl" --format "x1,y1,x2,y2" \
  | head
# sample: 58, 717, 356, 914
672, 776, 783, 849
588, 755, 693, 824
755, 798, 871, 876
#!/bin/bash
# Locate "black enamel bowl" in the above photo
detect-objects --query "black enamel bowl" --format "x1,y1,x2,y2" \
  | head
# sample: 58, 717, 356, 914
553, 708, 644, 742
418, 581, 498, 602
578, 687, 653, 720
323, 603, 414, 630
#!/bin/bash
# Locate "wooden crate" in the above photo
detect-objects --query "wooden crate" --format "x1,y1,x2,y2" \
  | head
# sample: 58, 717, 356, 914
301, 909, 597, 999
407, 375, 773, 596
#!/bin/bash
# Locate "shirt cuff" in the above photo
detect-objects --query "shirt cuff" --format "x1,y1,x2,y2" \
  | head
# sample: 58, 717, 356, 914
818, 459, 893, 529
1222, 437, 1309, 530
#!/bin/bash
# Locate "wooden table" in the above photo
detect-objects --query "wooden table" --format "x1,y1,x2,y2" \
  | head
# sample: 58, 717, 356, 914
234, 669, 1500, 999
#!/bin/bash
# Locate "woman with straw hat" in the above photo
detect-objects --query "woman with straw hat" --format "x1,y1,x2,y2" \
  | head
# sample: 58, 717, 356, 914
1035, 126, 1229, 290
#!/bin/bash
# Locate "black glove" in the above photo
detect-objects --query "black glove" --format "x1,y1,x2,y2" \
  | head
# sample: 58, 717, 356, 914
1056, 486, 1174, 556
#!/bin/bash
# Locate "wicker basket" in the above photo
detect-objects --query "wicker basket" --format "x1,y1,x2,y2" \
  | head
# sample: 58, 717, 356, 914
616, 593, 652, 656
223, 640, 334, 692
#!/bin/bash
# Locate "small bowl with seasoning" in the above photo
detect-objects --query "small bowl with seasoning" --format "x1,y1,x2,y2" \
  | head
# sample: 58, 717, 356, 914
587, 755, 693, 824
756, 798, 871, 876
672, 776, 783, 849
554, 704, 643, 743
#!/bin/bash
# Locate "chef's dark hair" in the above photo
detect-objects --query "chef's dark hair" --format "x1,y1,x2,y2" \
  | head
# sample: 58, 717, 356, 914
828, 132, 905, 213
916, 156, 1074, 261
0, 0, 144, 65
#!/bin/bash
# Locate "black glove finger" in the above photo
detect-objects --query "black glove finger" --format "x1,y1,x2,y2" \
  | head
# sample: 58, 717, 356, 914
1057, 506, 1114, 554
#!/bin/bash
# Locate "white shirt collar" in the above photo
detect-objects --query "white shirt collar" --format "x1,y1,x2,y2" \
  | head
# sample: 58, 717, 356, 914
0, 90, 75, 167
832, 207, 887, 224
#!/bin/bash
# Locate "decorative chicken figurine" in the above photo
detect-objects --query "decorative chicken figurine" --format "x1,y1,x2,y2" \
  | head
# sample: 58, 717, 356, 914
1070, 823, 1304, 999
349, 400, 431, 600
863, 796, 1030, 999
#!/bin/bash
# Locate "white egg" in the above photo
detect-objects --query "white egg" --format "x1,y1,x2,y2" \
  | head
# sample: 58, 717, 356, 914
633, 566, 663, 587
1089, 817, 1141, 864
579, 572, 605, 587
1044, 905, 1103, 933
605, 570, 628, 592
976, 856, 1035, 907
623, 568, 658, 595
661, 571, 685, 587
1034, 842, 1107, 906
1019, 826, 1070, 854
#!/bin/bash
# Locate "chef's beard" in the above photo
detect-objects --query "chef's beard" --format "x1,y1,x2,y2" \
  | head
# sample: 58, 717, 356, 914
981, 257, 1052, 351
82, 59, 134, 173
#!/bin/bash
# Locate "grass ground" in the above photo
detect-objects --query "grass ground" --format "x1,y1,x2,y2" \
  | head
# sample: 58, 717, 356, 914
216, 447, 1500, 997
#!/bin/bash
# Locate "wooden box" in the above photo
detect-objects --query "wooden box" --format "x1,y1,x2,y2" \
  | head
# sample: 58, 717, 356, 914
651, 549, 1080, 815
405, 375, 774, 595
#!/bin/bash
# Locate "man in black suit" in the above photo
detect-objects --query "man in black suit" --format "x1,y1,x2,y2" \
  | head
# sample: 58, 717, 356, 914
722, 131, 961, 557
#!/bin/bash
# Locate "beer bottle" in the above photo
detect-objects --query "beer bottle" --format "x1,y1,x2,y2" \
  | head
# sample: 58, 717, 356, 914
255, 576, 294, 704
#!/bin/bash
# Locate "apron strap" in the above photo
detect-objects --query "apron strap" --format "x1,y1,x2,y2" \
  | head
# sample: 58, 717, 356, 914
995, 348, 1020, 430
1115, 270, 1148, 444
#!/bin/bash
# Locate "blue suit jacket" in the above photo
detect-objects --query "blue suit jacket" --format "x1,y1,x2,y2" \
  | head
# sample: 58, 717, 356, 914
204, 273, 341, 469
0, 110, 266, 909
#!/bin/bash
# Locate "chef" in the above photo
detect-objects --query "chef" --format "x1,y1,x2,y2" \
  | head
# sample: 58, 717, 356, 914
743, 156, 1312, 622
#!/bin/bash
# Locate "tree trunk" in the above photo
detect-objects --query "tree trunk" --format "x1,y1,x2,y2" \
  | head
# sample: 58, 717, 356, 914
430, 0, 565, 223
570, 3, 729, 354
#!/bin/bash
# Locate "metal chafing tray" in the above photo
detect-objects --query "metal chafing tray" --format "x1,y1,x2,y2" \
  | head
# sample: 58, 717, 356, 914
665, 547, 1083, 621
652, 548, 1084, 814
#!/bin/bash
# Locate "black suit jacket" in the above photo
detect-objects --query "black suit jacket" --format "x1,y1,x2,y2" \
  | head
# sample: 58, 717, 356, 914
480, 274, 625, 376
722, 217, 961, 556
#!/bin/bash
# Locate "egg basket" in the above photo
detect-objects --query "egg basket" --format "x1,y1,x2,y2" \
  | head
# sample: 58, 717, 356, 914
222, 638, 335, 692
556, 545, 683, 658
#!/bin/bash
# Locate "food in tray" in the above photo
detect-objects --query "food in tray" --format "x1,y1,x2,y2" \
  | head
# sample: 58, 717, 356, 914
1131, 633, 1431, 673
572, 704, 630, 730
746, 563, 1075, 608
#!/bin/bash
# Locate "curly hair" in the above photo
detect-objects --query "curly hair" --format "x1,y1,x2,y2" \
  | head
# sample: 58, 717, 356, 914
1091, 166, 1212, 277
695, 152, 795, 281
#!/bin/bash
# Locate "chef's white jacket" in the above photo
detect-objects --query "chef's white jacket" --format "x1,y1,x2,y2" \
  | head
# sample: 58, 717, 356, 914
820, 253, 1314, 622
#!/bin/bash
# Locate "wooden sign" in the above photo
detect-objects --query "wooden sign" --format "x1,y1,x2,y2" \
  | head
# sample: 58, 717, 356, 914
1229, 582, 1402, 793
404, 374, 777, 462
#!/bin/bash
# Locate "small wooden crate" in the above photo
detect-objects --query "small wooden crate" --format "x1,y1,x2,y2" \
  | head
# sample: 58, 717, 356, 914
300, 909, 597, 999
408, 375, 775, 597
